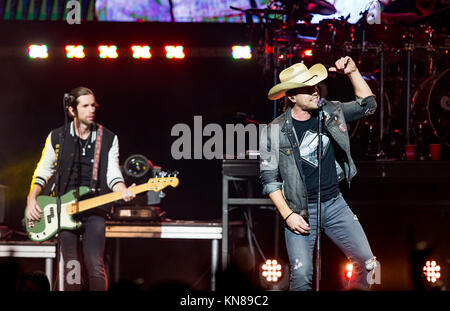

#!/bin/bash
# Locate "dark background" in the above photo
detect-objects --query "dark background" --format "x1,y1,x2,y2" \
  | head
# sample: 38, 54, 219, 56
0, 21, 449, 291
0, 21, 273, 221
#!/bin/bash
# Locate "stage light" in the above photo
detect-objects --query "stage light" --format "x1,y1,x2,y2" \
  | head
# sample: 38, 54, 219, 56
232, 45, 252, 59
345, 263, 353, 279
123, 154, 152, 178
98, 45, 118, 59
302, 49, 314, 57
165, 46, 185, 59
423, 260, 441, 283
131, 45, 151, 59
28, 45, 48, 59
278, 54, 292, 60
259, 259, 288, 290
261, 259, 283, 283
65, 45, 85, 59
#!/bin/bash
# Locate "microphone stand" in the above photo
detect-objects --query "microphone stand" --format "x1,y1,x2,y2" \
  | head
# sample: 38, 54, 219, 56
405, 40, 412, 145
53, 94, 70, 291
315, 99, 326, 291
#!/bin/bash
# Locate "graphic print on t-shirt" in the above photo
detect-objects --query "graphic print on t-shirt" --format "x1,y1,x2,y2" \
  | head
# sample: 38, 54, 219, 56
299, 130, 330, 167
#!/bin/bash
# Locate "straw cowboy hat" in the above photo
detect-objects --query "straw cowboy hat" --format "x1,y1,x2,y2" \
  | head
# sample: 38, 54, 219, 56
268, 63, 328, 100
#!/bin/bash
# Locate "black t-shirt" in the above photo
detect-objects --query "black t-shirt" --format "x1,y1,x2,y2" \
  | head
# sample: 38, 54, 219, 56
67, 137, 95, 191
67, 136, 103, 218
292, 113, 340, 203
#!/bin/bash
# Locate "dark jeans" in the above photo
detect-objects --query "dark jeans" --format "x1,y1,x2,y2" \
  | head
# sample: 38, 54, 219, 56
285, 193, 376, 291
60, 215, 107, 291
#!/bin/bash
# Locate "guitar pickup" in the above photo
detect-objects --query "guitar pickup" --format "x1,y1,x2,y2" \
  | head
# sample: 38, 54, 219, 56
47, 207, 55, 223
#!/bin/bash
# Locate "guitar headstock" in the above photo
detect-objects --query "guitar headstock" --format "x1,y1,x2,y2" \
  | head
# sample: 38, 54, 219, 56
156, 170, 179, 178
147, 172, 179, 191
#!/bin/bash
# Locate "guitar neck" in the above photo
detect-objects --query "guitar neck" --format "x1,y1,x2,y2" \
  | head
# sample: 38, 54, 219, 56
70, 183, 149, 214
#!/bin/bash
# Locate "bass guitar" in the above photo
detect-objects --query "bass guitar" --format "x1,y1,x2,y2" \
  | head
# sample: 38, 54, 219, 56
25, 175, 179, 242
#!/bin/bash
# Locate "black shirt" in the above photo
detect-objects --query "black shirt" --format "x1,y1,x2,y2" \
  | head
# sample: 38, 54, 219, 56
67, 137, 94, 191
292, 113, 340, 203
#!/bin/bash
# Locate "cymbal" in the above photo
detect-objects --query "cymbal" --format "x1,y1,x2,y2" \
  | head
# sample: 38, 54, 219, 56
244, 8, 289, 15
242, 1, 337, 18
305, 0, 337, 15
275, 0, 336, 16
230, 6, 288, 15
413, 5, 450, 24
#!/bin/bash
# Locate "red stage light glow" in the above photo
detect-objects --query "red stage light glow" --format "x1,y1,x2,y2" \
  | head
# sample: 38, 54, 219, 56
261, 259, 283, 283
345, 263, 353, 279
303, 49, 313, 57
423, 260, 441, 283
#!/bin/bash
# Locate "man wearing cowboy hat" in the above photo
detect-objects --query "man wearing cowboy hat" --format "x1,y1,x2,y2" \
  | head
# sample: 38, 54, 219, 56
260, 56, 378, 290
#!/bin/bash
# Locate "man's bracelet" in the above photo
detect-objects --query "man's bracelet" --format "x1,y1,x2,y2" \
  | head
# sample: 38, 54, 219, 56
284, 211, 294, 221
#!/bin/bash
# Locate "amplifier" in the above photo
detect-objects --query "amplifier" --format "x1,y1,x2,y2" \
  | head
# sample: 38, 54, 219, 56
110, 205, 165, 221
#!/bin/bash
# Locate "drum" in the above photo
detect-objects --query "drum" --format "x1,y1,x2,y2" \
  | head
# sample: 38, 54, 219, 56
409, 24, 439, 48
412, 68, 450, 146
428, 68, 450, 146
362, 24, 405, 50
315, 19, 355, 48
335, 73, 393, 159
348, 73, 392, 140
352, 24, 405, 67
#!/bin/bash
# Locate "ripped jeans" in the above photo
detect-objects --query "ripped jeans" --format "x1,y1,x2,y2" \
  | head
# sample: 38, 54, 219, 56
285, 192, 376, 291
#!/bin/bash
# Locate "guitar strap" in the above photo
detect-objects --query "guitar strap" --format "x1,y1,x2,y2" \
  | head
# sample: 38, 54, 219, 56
90, 124, 103, 193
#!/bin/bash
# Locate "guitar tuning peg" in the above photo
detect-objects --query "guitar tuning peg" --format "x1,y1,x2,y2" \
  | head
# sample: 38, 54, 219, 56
158, 171, 168, 177
172, 170, 179, 177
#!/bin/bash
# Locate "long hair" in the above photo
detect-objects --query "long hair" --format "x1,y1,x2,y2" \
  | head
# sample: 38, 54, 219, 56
68, 86, 95, 112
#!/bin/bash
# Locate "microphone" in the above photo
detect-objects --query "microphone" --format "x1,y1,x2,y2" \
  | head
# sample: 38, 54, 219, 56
317, 98, 328, 109
63, 93, 71, 109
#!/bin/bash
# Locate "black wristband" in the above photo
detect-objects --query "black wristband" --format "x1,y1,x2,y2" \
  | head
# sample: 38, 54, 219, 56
284, 211, 294, 221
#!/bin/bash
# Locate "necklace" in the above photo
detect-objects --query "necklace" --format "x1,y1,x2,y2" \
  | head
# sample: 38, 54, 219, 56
78, 134, 91, 157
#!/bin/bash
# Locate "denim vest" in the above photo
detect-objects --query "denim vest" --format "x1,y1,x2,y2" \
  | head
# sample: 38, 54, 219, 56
260, 95, 377, 217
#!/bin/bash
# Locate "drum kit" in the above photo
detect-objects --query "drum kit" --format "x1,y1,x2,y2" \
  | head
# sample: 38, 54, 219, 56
239, 0, 450, 157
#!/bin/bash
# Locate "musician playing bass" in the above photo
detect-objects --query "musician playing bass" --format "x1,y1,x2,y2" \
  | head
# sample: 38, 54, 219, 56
25, 86, 136, 291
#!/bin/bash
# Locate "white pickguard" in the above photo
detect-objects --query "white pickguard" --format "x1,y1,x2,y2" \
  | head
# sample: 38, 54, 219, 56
28, 200, 80, 241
